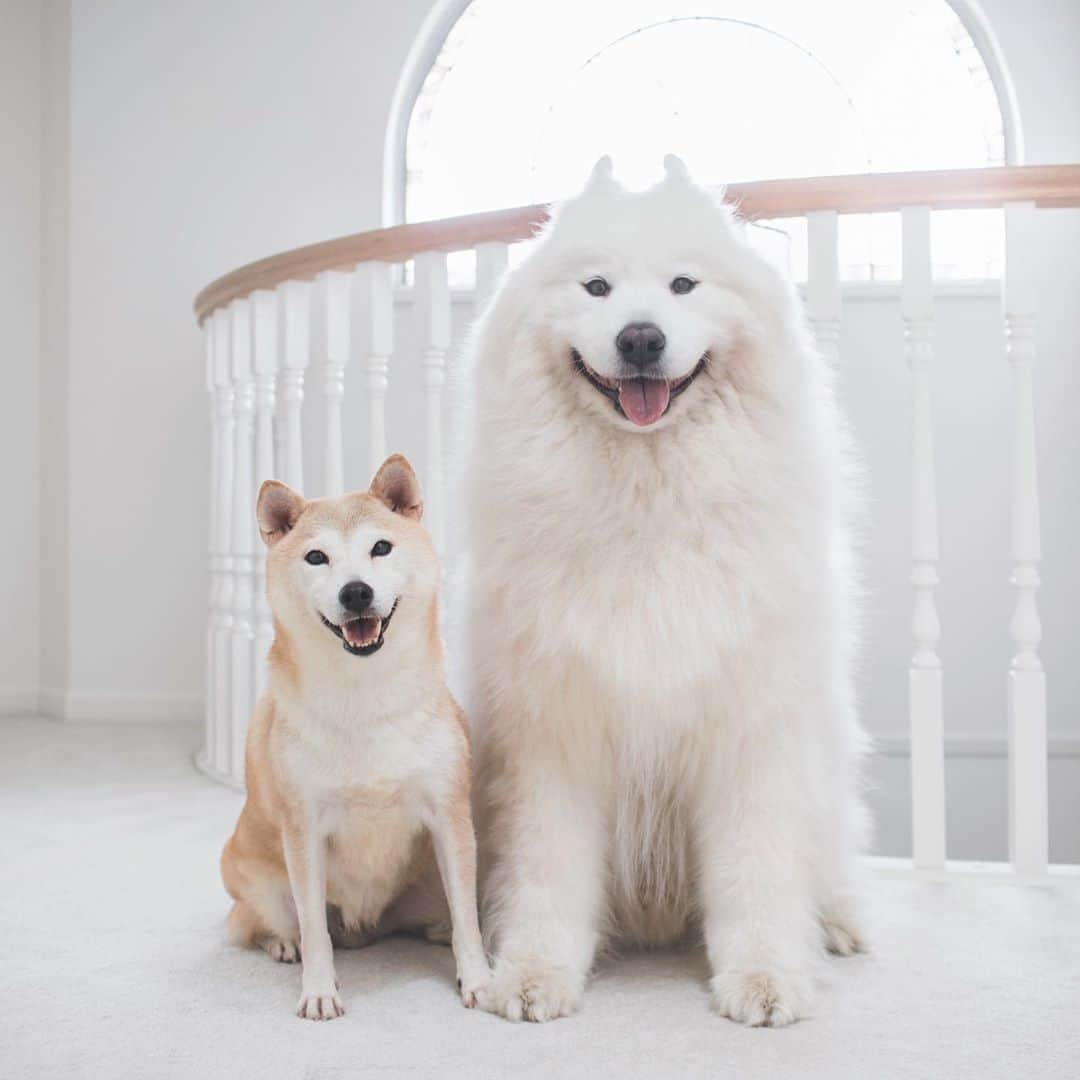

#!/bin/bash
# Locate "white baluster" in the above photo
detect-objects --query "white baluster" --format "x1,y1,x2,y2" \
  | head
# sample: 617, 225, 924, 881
202, 318, 219, 775
1004, 201, 1048, 876
806, 212, 840, 365
475, 241, 509, 310
251, 289, 278, 705
902, 205, 946, 871
229, 298, 255, 785
315, 271, 351, 496
278, 279, 311, 492
211, 308, 235, 780
416, 252, 451, 551
357, 261, 394, 473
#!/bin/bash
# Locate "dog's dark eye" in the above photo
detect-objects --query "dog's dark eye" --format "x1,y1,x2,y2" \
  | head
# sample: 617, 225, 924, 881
583, 277, 610, 298
304, 550, 328, 566
671, 276, 697, 295
371, 540, 393, 558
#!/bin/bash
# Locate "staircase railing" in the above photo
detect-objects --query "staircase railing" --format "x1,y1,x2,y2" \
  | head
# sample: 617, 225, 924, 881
193, 165, 1080, 878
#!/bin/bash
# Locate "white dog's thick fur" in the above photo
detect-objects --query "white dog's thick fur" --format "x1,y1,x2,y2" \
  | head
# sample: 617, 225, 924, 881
463, 157, 869, 1026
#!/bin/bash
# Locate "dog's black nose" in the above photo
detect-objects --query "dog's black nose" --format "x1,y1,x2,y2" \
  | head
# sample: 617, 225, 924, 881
616, 322, 666, 368
339, 580, 374, 614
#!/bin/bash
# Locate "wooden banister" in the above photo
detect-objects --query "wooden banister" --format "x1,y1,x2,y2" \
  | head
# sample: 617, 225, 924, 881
194, 165, 1080, 323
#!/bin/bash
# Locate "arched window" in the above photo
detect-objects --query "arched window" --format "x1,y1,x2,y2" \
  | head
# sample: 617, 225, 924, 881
390, 0, 1020, 280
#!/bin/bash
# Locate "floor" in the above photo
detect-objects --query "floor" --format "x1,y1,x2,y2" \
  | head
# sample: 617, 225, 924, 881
2, 717, 1078, 1080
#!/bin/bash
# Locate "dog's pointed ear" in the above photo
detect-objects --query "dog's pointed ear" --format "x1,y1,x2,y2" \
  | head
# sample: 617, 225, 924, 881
370, 454, 423, 521
663, 154, 691, 183
257, 480, 305, 546
582, 155, 615, 192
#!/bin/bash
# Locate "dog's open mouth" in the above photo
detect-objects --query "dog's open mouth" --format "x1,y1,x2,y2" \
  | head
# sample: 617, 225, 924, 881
571, 351, 708, 427
320, 600, 398, 657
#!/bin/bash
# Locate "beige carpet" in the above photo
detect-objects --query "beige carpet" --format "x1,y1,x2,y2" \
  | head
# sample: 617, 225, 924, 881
1, 716, 1078, 1079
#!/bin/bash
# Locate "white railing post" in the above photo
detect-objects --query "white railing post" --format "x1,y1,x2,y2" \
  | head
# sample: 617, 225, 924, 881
1004, 201, 1048, 876
416, 252, 451, 551
278, 279, 311, 493
229, 298, 255, 785
316, 270, 351, 497
902, 205, 946, 871
357, 261, 394, 474
203, 319, 220, 775
806, 211, 840, 366
475, 241, 510, 310
211, 308, 235, 780
251, 289, 278, 705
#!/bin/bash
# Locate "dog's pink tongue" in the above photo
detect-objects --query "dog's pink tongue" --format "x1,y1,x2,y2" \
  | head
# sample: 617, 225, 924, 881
342, 616, 381, 648
618, 378, 670, 427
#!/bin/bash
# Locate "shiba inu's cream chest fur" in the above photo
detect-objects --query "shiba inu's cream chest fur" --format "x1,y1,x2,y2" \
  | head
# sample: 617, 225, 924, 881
267, 693, 454, 925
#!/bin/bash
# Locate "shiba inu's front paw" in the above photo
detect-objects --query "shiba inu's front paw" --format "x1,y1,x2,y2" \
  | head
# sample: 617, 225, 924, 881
485, 955, 583, 1023
710, 969, 813, 1028
456, 957, 493, 1010
297, 989, 345, 1021
458, 972, 492, 1010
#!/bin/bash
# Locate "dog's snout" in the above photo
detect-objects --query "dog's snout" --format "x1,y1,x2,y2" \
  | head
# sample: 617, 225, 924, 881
339, 580, 374, 614
616, 322, 666, 368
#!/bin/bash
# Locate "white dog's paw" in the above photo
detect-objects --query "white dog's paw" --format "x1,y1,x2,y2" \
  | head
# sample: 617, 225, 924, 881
821, 915, 866, 957
296, 989, 345, 1021
485, 956, 584, 1023
263, 936, 300, 964
710, 970, 813, 1028
820, 900, 868, 957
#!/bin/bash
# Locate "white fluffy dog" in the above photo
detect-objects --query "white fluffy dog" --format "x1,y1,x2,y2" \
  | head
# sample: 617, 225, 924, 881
463, 156, 868, 1026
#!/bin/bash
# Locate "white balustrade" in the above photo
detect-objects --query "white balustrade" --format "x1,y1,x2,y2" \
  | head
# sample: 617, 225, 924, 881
357, 261, 394, 474
902, 205, 947, 871
415, 251, 451, 551
806, 211, 840, 366
475, 241, 509, 310
194, 169, 1072, 877
211, 307, 235, 781
229, 298, 256, 785
1003, 201, 1048, 876
278, 279, 311, 493
251, 289, 278, 704
314, 271, 351, 497
203, 320, 220, 774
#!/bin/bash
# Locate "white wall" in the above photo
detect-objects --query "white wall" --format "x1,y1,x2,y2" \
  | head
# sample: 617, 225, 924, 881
58, 0, 431, 717
38, 0, 71, 711
0, 0, 41, 712
9, 0, 1080, 856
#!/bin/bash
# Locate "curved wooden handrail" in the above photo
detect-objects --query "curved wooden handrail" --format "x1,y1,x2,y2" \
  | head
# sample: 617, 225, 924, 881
195, 164, 1080, 323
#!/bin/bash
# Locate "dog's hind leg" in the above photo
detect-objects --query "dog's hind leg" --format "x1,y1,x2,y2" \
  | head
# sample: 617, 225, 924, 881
226, 896, 301, 963
222, 843, 301, 962
251, 876, 301, 962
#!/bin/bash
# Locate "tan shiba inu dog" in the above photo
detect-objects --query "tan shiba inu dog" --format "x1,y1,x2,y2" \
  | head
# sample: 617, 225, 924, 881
220, 455, 490, 1020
